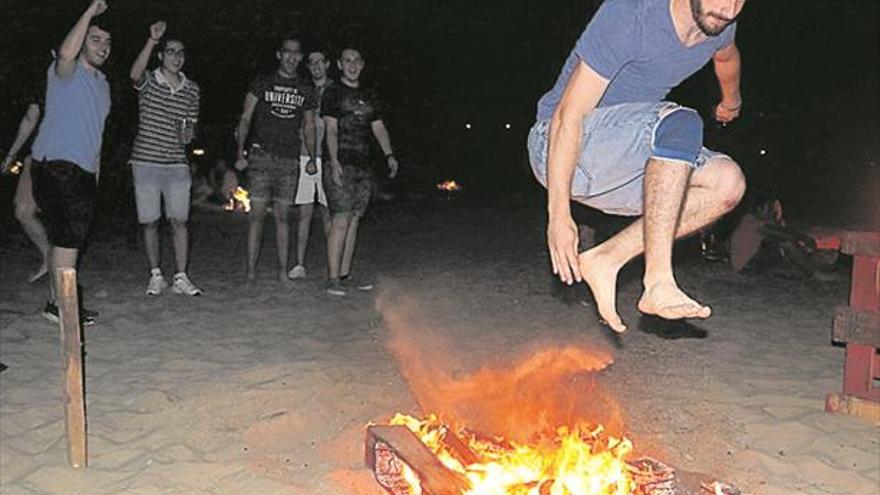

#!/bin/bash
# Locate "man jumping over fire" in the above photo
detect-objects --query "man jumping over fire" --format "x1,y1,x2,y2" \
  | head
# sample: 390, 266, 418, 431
528, 0, 747, 332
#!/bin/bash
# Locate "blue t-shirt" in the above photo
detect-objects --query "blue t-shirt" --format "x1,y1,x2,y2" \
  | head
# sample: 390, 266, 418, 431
32, 61, 111, 173
535, 0, 736, 120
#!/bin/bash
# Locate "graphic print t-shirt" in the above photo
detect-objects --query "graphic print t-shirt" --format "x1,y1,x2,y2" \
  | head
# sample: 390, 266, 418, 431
247, 72, 317, 159
320, 82, 382, 167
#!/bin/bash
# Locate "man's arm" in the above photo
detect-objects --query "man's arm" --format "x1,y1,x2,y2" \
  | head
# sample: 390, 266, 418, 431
57, 0, 107, 79
546, 60, 609, 284
370, 120, 398, 178
712, 42, 742, 123
130, 21, 166, 85
303, 110, 317, 160
324, 116, 343, 186
233, 93, 258, 170
2, 104, 41, 174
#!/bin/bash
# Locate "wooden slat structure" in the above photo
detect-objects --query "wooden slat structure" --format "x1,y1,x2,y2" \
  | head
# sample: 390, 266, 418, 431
57, 268, 88, 468
821, 231, 880, 424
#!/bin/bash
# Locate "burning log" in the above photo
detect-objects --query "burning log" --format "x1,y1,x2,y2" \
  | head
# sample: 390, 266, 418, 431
366, 425, 470, 495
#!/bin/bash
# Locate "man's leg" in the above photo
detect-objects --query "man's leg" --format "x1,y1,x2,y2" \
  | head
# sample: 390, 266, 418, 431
295, 202, 314, 268
339, 212, 362, 278
273, 200, 292, 283
327, 212, 353, 280
319, 204, 331, 239
143, 221, 161, 270
171, 220, 188, 274
246, 200, 268, 284
14, 161, 49, 282
578, 157, 745, 332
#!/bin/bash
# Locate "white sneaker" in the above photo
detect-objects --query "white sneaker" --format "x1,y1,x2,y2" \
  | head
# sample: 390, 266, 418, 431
146, 273, 168, 296
288, 265, 307, 280
171, 273, 202, 296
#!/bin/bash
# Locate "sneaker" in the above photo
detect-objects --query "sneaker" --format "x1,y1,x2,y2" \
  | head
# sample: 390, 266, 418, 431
287, 265, 307, 280
42, 302, 97, 326
325, 279, 347, 297
340, 274, 374, 292
171, 273, 202, 296
146, 272, 168, 296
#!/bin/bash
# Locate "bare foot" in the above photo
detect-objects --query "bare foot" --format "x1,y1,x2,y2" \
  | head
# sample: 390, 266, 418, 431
245, 271, 257, 287
278, 271, 294, 288
28, 262, 48, 283
578, 249, 626, 333
638, 281, 712, 320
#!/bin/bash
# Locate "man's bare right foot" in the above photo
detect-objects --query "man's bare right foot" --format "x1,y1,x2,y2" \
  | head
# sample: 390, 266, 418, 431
577, 248, 626, 333
638, 281, 711, 321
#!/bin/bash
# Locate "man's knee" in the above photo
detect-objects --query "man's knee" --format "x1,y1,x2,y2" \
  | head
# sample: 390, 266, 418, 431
706, 158, 746, 211
652, 107, 704, 164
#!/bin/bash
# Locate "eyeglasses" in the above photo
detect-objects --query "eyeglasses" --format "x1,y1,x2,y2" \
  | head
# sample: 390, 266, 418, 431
308, 60, 326, 66
164, 48, 185, 57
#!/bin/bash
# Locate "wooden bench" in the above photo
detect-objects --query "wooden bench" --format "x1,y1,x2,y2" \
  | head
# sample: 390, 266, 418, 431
812, 230, 880, 423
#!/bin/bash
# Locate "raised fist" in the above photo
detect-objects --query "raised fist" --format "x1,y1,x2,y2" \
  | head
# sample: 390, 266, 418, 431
150, 21, 167, 41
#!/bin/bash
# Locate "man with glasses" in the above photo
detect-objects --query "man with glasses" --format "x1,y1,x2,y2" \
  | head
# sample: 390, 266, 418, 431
235, 38, 317, 286
129, 20, 203, 296
288, 50, 334, 281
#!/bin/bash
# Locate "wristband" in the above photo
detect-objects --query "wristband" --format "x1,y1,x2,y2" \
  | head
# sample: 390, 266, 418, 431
385, 153, 395, 159
720, 102, 742, 112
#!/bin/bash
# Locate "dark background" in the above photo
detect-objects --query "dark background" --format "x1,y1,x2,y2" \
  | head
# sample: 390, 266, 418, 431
1, 0, 878, 230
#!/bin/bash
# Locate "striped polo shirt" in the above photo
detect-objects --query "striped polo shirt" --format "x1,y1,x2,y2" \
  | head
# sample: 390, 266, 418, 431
130, 69, 200, 166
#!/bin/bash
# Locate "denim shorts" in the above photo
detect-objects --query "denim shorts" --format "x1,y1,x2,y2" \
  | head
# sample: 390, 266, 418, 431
246, 147, 299, 204
527, 101, 730, 216
132, 163, 192, 223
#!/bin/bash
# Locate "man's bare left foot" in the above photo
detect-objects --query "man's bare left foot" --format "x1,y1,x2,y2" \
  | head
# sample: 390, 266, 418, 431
578, 249, 626, 333
28, 262, 48, 283
638, 281, 712, 320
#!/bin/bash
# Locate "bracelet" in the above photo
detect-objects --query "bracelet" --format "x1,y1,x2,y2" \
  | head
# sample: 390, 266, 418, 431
385, 153, 395, 159
149, 37, 161, 43
720, 102, 742, 111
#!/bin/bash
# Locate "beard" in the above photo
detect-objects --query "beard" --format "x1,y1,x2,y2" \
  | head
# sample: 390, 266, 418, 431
690, 0, 733, 36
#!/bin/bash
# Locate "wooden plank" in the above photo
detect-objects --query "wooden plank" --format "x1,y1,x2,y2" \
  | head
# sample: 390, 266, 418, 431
849, 256, 879, 312
842, 344, 880, 401
840, 231, 880, 257
57, 268, 87, 469
366, 425, 469, 495
832, 307, 880, 346
825, 392, 880, 425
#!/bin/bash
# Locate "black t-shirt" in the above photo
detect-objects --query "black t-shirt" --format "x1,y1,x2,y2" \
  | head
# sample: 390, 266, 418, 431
320, 82, 383, 166
247, 72, 317, 159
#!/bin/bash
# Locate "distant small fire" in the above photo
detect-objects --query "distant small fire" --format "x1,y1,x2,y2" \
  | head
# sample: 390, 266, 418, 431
224, 186, 251, 213
437, 180, 463, 192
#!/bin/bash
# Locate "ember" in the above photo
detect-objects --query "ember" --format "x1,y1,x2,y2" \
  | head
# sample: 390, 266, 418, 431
224, 186, 251, 213
437, 180, 463, 192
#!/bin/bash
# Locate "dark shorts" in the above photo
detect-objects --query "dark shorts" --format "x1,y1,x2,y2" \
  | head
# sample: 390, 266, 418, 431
31, 159, 96, 249
324, 164, 373, 215
246, 147, 299, 204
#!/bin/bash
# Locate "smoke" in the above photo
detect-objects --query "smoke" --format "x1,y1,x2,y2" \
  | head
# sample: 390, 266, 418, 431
377, 290, 626, 443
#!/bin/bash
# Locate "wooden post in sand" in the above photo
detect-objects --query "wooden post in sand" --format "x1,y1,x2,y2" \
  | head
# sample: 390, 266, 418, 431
57, 268, 88, 468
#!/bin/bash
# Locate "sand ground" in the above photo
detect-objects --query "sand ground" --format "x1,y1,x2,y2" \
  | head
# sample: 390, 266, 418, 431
1, 198, 877, 494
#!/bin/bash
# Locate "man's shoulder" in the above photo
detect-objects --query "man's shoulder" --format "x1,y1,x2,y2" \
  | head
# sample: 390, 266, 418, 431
594, 0, 653, 23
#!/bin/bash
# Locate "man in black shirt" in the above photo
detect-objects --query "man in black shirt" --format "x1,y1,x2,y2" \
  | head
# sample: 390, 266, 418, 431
235, 38, 317, 285
322, 47, 399, 296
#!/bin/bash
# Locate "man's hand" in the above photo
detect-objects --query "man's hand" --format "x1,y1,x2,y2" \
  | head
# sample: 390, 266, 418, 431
330, 160, 343, 187
386, 155, 398, 179
89, 0, 108, 17
305, 159, 317, 175
234, 156, 249, 171
547, 215, 582, 285
714, 101, 741, 123
0, 155, 14, 175
149, 21, 166, 41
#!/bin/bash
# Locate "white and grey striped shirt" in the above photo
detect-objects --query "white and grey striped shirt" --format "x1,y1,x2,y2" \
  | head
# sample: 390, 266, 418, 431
130, 69, 200, 166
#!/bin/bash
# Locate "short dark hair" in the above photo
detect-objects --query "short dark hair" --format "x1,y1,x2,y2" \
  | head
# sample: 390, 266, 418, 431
279, 37, 302, 50
88, 19, 110, 34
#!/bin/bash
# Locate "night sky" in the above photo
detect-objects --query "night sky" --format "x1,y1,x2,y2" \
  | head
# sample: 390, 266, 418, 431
1, 0, 878, 227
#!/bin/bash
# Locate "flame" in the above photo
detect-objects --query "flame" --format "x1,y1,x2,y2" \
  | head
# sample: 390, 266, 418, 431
224, 186, 251, 213
437, 180, 463, 192
387, 413, 635, 495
